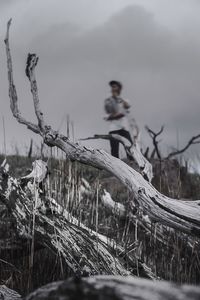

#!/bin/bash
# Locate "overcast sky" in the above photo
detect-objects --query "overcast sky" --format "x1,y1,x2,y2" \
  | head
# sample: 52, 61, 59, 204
0, 0, 200, 160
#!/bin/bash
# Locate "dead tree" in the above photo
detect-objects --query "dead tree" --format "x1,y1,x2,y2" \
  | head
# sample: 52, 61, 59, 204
3, 19, 200, 298
2, 275, 200, 300
145, 125, 200, 160
4, 19, 200, 241
0, 159, 154, 279
0, 285, 21, 300
167, 134, 200, 159
25, 276, 200, 300
101, 190, 199, 251
145, 125, 164, 159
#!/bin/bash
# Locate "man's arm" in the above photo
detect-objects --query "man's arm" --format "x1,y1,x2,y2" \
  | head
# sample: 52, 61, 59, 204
123, 100, 131, 109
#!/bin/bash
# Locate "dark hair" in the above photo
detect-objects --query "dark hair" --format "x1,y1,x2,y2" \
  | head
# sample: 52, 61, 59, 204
109, 80, 123, 90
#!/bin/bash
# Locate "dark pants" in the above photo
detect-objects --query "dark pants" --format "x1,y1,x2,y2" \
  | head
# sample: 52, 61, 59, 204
109, 129, 132, 158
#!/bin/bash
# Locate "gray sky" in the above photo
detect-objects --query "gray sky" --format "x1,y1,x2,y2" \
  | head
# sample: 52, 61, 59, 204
0, 0, 200, 159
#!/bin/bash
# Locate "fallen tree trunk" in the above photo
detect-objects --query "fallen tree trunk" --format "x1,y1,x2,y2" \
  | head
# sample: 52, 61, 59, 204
0, 163, 154, 279
25, 275, 200, 300
101, 189, 200, 256
0, 285, 21, 300
4, 20, 200, 238
101, 190, 126, 218
2, 275, 200, 300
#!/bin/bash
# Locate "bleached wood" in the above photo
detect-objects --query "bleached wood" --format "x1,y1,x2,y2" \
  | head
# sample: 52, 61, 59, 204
4, 19, 40, 134
101, 190, 126, 217
25, 53, 45, 132
4, 20, 200, 237
145, 125, 164, 159
21, 160, 48, 183
0, 285, 21, 300
81, 134, 153, 182
0, 164, 154, 279
25, 275, 200, 300
100, 190, 178, 247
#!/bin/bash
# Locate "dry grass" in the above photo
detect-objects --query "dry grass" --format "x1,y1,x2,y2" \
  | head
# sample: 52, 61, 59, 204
0, 152, 200, 295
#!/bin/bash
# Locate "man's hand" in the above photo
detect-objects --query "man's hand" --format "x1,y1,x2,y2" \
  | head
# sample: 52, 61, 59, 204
123, 100, 130, 109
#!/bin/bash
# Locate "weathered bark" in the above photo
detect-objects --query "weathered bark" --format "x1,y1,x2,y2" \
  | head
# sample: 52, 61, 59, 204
0, 160, 22, 251
0, 285, 21, 300
2, 275, 200, 300
0, 162, 154, 279
25, 276, 200, 300
101, 190, 126, 218
4, 20, 200, 238
81, 134, 153, 182
101, 190, 195, 248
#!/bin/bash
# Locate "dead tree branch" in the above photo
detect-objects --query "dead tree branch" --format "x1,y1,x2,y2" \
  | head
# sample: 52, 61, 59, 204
4, 19, 40, 135
145, 125, 164, 159
145, 123, 200, 160
0, 163, 154, 279
81, 134, 153, 182
3, 275, 200, 300
167, 134, 200, 159
25, 53, 45, 132
0, 285, 21, 300
101, 190, 198, 250
4, 20, 200, 237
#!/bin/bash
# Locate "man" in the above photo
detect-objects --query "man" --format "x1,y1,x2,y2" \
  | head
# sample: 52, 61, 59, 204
104, 80, 133, 158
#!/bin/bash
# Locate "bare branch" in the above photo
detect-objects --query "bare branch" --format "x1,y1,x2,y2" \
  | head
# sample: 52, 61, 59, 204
81, 134, 153, 182
145, 125, 164, 160
25, 53, 45, 132
4, 19, 40, 134
167, 134, 200, 159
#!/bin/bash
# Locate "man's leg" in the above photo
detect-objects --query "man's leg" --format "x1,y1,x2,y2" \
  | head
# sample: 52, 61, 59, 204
117, 129, 133, 160
109, 131, 120, 158
118, 129, 133, 144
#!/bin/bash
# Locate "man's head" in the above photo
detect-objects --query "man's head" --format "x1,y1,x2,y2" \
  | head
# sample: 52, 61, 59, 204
109, 80, 123, 96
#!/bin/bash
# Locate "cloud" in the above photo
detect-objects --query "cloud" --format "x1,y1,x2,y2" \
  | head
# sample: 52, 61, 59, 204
1, 3, 200, 157
0, 0, 14, 8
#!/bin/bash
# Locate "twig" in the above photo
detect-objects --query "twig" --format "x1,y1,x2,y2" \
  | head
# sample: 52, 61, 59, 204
145, 125, 164, 160
26, 53, 45, 132
167, 134, 200, 159
4, 19, 40, 134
